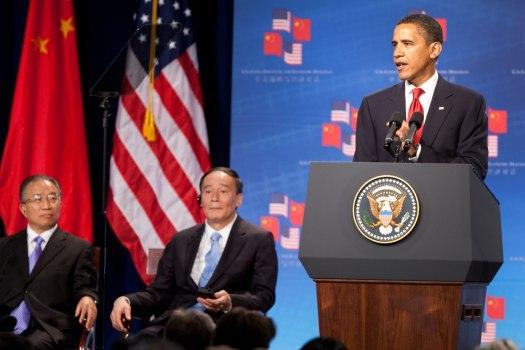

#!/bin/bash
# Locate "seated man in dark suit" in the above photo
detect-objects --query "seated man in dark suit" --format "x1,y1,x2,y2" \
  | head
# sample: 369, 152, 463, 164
0, 174, 98, 350
110, 167, 278, 335
353, 13, 488, 179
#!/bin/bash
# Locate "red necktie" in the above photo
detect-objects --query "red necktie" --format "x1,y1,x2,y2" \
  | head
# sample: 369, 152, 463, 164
408, 87, 424, 145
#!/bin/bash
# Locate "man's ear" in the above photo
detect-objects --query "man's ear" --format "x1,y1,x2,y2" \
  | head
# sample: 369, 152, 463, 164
19, 204, 28, 218
235, 193, 243, 209
429, 41, 442, 60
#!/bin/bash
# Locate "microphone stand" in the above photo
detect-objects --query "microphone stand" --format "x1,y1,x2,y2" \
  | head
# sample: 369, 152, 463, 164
97, 92, 118, 350
393, 140, 402, 163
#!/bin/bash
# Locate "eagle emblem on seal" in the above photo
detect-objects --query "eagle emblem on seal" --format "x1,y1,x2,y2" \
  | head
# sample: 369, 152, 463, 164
367, 192, 407, 235
353, 175, 419, 244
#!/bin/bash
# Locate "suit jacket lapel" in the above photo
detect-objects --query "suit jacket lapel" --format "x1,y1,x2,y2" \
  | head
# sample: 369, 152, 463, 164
422, 75, 454, 145
388, 82, 406, 119
185, 225, 205, 288
27, 229, 66, 283
207, 217, 247, 287
14, 232, 29, 277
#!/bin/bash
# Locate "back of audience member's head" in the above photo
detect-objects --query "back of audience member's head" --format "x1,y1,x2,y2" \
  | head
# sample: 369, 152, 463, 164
164, 309, 215, 350
0, 332, 32, 350
300, 336, 348, 350
213, 307, 276, 350
475, 339, 518, 350
121, 337, 185, 350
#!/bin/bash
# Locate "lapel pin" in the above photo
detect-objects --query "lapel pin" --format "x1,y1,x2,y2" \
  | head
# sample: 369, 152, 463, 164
438, 106, 445, 110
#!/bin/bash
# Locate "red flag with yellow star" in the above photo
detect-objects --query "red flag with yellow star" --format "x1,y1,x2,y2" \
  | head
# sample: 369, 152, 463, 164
0, 0, 93, 242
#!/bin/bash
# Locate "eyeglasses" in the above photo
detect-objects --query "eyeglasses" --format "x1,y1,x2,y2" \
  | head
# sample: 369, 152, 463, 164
22, 193, 61, 205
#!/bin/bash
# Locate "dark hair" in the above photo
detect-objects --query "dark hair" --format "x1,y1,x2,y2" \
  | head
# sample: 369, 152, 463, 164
19, 174, 61, 202
164, 309, 215, 350
213, 307, 276, 350
199, 167, 243, 194
300, 336, 348, 350
397, 13, 443, 44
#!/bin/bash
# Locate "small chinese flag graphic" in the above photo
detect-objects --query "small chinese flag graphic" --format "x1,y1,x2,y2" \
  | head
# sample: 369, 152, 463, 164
488, 108, 508, 134
486, 296, 505, 320
292, 17, 311, 42
435, 18, 447, 42
260, 216, 280, 241
351, 106, 359, 131
322, 123, 341, 148
263, 32, 283, 56
289, 201, 305, 226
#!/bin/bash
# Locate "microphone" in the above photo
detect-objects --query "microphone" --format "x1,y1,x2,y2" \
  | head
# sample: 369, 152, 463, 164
384, 111, 404, 149
403, 112, 424, 151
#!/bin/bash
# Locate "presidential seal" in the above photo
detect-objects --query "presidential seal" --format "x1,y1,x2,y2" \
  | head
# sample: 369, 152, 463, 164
353, 175, 419, 244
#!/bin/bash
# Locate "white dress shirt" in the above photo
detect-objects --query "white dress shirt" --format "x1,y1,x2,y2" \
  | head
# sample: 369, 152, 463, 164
404, 70, 439, 160
190, 214, 237, 284
26, 224, 57, 257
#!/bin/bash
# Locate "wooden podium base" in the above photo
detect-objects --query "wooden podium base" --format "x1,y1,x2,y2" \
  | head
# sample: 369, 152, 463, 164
316, 280, 486, 350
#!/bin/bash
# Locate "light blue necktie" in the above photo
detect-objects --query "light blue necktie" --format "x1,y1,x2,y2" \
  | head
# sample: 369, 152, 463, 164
11, 236, 44, 334
198, 232, 222, 287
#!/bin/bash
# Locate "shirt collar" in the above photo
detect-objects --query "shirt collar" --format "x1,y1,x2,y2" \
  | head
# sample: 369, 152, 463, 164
27, 224, 57, 244
204, 214, 238, 237
405, 70, 439, 96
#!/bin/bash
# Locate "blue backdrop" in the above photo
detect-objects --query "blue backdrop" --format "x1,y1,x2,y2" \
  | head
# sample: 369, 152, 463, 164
231, 1, 525, 349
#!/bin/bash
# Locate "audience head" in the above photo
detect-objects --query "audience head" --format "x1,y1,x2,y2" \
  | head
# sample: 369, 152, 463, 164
164, 309, 215, 350
476, 339, 518, 350
300, 336, 348, 350
213, 307, 276, 350
113, 337, 184, 350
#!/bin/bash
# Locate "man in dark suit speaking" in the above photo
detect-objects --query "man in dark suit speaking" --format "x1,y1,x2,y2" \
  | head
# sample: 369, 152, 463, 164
110, 167, 278, 335
0, 175, 98, 349
353, 13, 488, 179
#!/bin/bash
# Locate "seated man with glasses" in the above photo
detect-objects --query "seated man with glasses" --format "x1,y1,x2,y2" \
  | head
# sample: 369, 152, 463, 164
0, 174, 98, 350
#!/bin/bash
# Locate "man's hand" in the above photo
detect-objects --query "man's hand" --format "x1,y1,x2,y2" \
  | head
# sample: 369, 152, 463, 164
395, 120, 409, 141
197, 290, 232, 312
395, 121, 418, 157
110, 296, 132, 332
75, 296, 97, 330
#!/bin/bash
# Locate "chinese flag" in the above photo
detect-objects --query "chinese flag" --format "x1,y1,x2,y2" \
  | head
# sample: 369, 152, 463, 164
260, 216, 280, 241
486, 296, 505, 320
488, 108, 508, 134
351, 106, 359, 131
293, 17, 311, 42
0, 0, 93, 242
436, 18, 447, 42
322, 123, 341, 148
263, 32, 283, 56
289, 201, 305, 226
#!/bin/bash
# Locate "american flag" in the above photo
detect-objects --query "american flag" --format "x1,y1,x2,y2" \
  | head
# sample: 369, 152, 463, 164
272, 9, 291, 32
283, 42, 302, 65
330, 101, 350, 125
342, 134, 356, 157
106, 0, 210, 284
488, 135, 498, 158
269, 193, 289, 217
480, 322, 497, 343
281, 227, 300, 250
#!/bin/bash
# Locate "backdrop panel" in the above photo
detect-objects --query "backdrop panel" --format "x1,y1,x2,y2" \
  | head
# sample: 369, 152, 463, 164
231, 1, 525, 349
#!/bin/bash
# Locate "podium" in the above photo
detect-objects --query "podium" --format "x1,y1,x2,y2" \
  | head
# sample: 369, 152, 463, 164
299, 162, 503, 350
